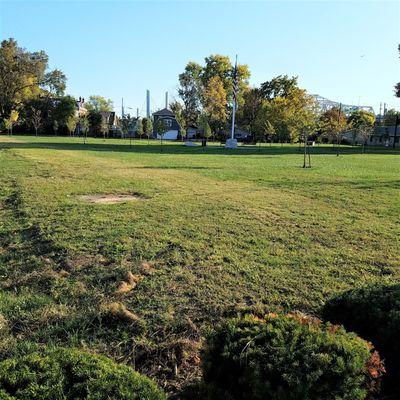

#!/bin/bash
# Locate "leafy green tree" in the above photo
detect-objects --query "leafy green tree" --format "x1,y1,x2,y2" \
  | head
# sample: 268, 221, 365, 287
260, 88, 316, 143
142, 117, 153, 143
155, 118, 168, 151
201, 54, 250, 107
88, 110, 102, 136
383, 109, 400, 126
85, 95, 114, 112
178, 62, 203, 127
53, 96, 77, 128
318, 107, 347, 145
237, 88, 263, 135
348, 110, 375, 150
0, 38, 66, 119
136, 118, 144, 139
203, 122, 212, 140
259, 75, 298, 100
203, 76, 227, 133
255, 113, 275, 147
3, 110, 19, 134
66, 115, 77, 136
120, 114, 135, 138
178, 55, 250, 131
244, 77, 317, 144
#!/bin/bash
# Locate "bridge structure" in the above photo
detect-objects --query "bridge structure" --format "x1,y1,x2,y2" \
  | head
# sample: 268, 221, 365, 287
311, 94, 375, 116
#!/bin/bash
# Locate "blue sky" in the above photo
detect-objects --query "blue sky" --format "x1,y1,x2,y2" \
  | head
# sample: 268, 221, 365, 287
1, 0, 399, 116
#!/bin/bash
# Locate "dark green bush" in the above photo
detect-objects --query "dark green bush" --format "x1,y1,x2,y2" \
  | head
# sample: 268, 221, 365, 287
322, 284, 400, 395
0, 346, 166, 400
203, 313, 384, 400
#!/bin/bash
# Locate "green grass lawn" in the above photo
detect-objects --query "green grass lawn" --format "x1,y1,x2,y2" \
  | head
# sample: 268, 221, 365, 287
0, 135, 399, 393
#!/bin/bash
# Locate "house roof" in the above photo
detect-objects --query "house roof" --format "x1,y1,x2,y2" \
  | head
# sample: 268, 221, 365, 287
153, 108, 175, 117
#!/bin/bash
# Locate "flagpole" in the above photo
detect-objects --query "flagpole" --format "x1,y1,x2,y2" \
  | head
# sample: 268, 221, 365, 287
230, 55, 237, 141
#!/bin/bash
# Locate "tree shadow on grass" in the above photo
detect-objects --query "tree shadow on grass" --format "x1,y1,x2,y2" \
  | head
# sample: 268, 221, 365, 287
1, 138, 399, 156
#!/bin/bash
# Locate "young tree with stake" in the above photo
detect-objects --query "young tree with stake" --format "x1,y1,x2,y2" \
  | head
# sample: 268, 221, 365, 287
142, 117, 153, 144
155, 118, 168, 152
136, 118, 144, 140
30, 106, 43, 137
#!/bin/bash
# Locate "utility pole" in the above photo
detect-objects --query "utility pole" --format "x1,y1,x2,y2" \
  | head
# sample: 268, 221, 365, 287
226, 55, 238, 148
122, 98, 124, 119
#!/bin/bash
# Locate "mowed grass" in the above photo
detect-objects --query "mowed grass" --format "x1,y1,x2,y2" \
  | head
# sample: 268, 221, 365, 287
0, 135, 399, 392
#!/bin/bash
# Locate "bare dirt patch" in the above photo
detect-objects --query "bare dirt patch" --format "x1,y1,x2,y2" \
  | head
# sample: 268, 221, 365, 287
78, 194, 146, 204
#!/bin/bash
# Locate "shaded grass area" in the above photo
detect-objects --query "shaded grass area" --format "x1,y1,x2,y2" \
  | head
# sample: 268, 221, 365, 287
0, 135, 399, 395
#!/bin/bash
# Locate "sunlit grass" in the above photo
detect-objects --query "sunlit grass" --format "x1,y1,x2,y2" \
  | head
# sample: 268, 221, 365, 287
0, 134, 399, 389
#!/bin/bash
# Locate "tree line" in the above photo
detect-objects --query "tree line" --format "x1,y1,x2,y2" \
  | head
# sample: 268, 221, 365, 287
172, 55, 399, 145
1, 38, 398, 143
0, 38, 120, 137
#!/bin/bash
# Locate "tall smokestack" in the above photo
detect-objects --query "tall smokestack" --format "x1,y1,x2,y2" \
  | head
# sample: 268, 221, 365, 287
165, 91, 168, 109
146, 90, 150, 118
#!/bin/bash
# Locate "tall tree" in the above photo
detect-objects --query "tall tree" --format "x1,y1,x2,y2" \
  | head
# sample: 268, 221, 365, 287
259, 75, 298, 100
202, 76, 227, 133
348, 109, 375, 143
258, 86, 316, 143
85, 95, 114, 112
201, 54, 250, 107
383, 109, 400, 126
318, 107, 347, 144
237, 88, 263, 135
177, 55, 250, 131
88, 110, 102, 136
170, 100, 185, 128
0, 38, 66, 119
178, 62, 202, 127
53, 96, 76, 128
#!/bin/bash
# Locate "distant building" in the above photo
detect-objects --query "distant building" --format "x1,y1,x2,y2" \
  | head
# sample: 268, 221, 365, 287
100, 111, 120, 135
368, 126, 399, 148
153, 108, 181, 140
76, 97, 87, 117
